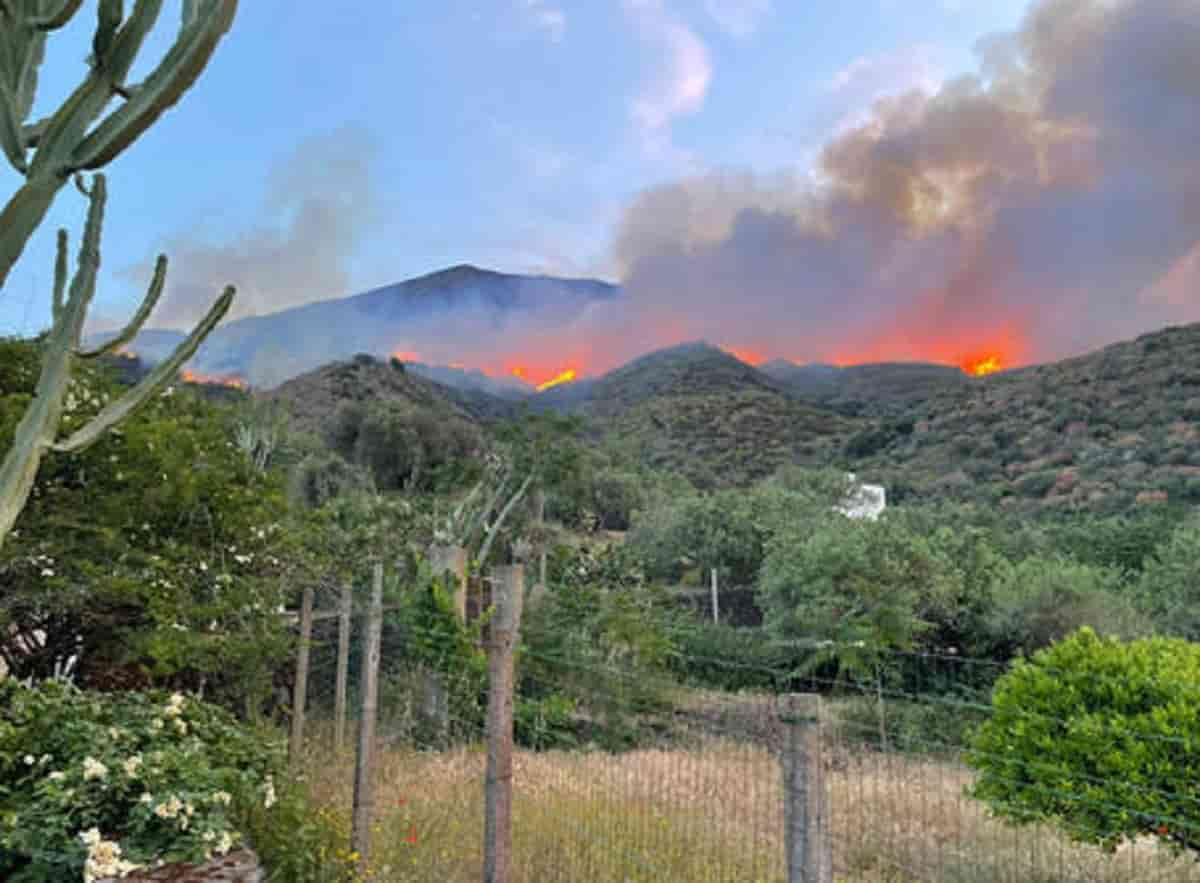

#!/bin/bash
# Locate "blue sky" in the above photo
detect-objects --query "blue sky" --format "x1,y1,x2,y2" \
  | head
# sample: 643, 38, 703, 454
0, 0, 1037, 335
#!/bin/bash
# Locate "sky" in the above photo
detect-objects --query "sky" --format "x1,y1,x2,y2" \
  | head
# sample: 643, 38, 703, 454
2, 0, 1198, 380
0, 0, 1029, 332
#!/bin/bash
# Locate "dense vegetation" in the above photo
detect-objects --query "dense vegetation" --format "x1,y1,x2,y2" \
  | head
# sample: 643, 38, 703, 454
7, 318, 1200, 876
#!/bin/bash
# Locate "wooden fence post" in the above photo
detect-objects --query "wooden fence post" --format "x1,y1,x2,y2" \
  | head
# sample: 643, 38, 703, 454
351, 561, 384, 871
782, 693, 832, 883
710, 567, 720, 624
334, 583, 353, 753
484, 565, 525, 883
288, 584, 314, 767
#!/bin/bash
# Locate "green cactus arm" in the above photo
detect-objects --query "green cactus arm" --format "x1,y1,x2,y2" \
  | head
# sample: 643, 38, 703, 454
0, 243, 85, 548
59, 172, 106, 350
29, 0, 162, 175
0, 170, 61, 287
28, 0, 86, 30
0, 81, 29, 172
53, 285, 234, 453
76, 252, 166, 358
22, 114, 49, 147
15, 19, 45, 119
71, 0, 235, 170
51, 227, 67, 322
92, 0, 124, 66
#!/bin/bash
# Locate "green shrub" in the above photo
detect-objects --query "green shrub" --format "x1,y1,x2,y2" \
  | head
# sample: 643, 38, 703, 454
967, 628, 1200, 853
668, 621, 800, 692
986, 556, 1145, 657
0, 680, 281, 882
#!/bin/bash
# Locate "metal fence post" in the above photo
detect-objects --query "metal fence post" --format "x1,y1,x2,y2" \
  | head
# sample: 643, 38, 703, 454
484, 565, 525, 883
782, 692, 832, 883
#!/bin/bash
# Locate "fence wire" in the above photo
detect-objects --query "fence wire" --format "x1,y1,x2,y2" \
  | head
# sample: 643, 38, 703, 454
283, 591, 1200, 883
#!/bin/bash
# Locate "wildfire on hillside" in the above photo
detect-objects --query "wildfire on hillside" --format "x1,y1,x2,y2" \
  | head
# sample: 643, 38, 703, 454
535, 369, 577, 392
180, 369, 248, 390
719, 345, 766, 366
964, 355, 1003, 377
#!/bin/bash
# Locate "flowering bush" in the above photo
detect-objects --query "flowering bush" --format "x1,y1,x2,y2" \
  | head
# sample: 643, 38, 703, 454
0, 679, 283, 882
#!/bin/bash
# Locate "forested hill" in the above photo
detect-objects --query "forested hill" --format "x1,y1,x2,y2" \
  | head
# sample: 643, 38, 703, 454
841, 322, 1200, 513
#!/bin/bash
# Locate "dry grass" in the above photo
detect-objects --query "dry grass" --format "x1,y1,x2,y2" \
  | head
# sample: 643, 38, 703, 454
297, 733, 1200, 883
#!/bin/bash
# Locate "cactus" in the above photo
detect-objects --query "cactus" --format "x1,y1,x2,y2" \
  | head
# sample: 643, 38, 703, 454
0, 172, 234, 547
0, 0, 238, 288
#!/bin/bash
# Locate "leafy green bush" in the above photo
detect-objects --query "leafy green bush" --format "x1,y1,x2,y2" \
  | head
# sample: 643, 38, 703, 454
968, 628, 1200, 853
0, 680, 281, 882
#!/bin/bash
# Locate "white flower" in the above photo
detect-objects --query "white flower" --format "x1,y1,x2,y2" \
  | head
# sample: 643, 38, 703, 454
80, 831, 141, 883
263, 776, 276, 809
211, 790, 232, 806
154, 795, 183, 819
79, 828, 102, 847
123, 756, 142, 777
40, 568, 54, 577
47, 771, 65, 782
173, 718, 188, 736
165, 692, 186, 714
23, 754, 35, 766
82, 757, 108, 782
139, 792, 153, 804
216, 830, 237, 855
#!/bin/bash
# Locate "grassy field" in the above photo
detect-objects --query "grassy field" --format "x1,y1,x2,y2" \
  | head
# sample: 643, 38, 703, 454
297, 733, 1200, 883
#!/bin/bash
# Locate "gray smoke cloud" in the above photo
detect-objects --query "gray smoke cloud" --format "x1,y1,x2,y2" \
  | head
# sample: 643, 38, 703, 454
121, 125, 380, 329
583, 0, 1200, 371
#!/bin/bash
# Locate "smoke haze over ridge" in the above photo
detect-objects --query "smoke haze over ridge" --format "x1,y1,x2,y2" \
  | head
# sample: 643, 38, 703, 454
122, 0, 1200, 385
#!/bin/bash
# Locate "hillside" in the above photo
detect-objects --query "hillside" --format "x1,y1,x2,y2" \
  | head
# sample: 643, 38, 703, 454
265, 353, 492, 441
97, 265, 620, 389
762, 360, 968, 417
844, 322, 1200, 513
556, 342, 855, 487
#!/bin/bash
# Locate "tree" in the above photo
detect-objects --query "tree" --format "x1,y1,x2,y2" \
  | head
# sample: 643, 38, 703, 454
0, 342, 291, 707
0, 1, 239, 550
988, 556, 1146, 657
968, 628, 1200, 853
758, 514, 960, 747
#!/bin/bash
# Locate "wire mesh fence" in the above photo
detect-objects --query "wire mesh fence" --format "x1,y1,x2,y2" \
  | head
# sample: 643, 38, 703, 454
282, 558, 1200, 883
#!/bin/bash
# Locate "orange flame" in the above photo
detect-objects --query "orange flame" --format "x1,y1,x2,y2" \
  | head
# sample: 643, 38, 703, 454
535, 369, 577, 392
719, 345, 766, 366
181, 369, 248, 390
963, 354, 1003, 376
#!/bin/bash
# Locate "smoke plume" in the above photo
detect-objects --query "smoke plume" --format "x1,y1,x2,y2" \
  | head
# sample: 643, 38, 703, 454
585, 0, 1200, 372
120, 125, 380, 329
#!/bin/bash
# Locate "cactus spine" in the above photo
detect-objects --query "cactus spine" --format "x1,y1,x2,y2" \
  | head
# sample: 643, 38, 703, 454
0, 0, 239, 550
